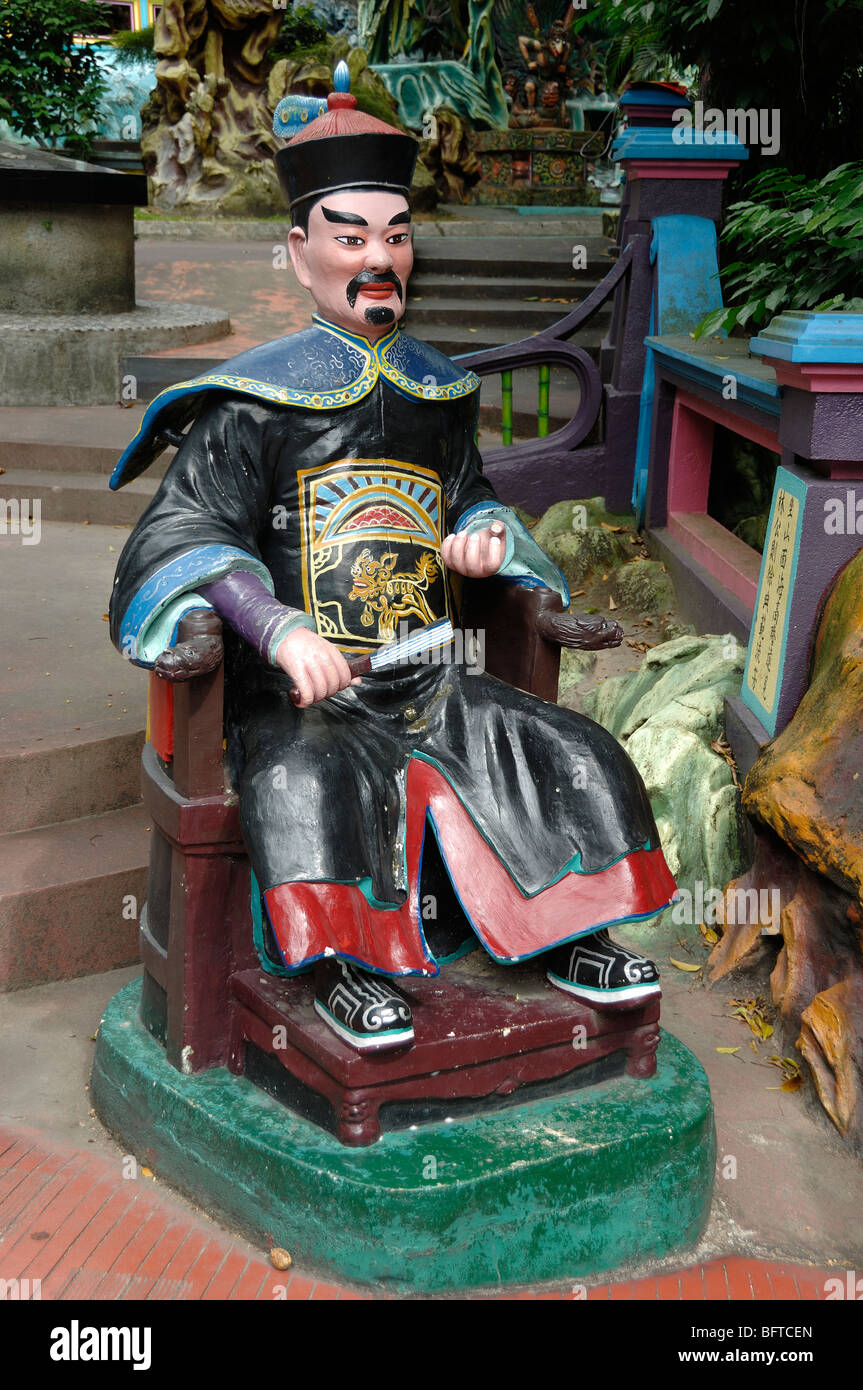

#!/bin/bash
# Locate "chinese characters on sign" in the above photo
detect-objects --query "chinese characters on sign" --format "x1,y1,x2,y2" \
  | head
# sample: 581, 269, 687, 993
745, 488, 801, 716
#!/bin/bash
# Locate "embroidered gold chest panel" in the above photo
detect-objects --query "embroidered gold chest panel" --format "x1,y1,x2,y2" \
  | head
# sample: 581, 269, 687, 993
297, 459, 451, 653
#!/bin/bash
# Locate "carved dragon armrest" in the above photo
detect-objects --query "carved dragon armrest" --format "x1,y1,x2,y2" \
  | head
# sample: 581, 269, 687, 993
150, 609, 227, 799
536, 609, 623, 652
154, 608, 224, 683
462, 577, 621, 702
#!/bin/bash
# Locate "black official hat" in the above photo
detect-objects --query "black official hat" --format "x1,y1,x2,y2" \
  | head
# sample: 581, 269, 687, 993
272, 61, 418, 212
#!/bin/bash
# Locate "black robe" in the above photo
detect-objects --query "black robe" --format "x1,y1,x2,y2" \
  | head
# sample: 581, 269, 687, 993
110, 320, 675, 977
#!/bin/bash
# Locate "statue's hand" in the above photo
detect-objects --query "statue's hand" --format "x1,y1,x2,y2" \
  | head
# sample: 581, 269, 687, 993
441, 522, 507, 579
275, 627, 361, 709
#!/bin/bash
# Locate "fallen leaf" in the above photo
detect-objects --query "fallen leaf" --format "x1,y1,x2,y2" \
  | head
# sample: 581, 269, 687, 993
141, 1167, 154, 1179
710, 734, 742, 790
699, 922, 720, 945
570, 589, 586, 598
716, 1046, 740, 1054
600, 522, 626, 532
270, 1247, 292, 1270
101, 613, 109, 621
608, 595, 618, 610
670, 957, 702, 972
731, 996, 775, 1041
768, 1054, 801, 1088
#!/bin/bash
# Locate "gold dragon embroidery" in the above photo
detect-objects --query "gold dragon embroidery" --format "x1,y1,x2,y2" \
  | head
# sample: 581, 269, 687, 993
348, 548, 439, 641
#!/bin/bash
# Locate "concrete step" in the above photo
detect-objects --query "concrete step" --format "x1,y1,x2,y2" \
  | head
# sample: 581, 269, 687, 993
403, 296, 589, 330
0, 521, 148, 832
123, 299, 611, 401
413, 234, 613, 278
0, 468, 158, 525
0, 803, 148, 991
132, 208, 606, 241
0, 405, 160, 476
413, 318, 609, 361
407, 273, 601, 301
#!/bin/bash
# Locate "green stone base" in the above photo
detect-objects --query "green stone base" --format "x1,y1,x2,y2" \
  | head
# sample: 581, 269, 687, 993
91, 979, 715, 1293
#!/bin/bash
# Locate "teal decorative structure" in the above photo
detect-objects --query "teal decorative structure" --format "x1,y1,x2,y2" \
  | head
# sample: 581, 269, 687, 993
363, 0, 508, 131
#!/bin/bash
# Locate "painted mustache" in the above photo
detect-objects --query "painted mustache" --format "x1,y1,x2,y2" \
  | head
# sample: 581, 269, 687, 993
346, 270, 404, 308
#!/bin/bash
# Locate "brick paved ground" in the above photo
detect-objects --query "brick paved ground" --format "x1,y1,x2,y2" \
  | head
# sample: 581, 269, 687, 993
0, 1123, 833, 1302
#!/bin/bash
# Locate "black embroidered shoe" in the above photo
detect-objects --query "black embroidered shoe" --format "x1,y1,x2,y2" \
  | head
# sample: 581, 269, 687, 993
314, 958, 414, 1050
545, 929, 661, 1008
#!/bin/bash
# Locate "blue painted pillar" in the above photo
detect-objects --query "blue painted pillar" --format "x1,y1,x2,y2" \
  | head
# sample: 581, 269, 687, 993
611, 118, 748, 522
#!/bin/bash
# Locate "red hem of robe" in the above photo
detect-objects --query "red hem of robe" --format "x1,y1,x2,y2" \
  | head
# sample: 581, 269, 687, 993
264, 758, 677, 976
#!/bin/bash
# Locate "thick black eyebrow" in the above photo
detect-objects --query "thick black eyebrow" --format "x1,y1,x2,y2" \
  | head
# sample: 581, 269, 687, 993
321, 207, 369, 226
388, 210, 412, 226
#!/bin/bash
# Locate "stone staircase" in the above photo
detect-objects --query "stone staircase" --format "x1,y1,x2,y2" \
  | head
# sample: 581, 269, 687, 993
408, 230, 614, 435
0, 416, 152, 991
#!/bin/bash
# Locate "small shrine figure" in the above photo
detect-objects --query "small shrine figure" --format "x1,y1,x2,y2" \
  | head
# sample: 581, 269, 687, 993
109, 65, 675, 1055
518, 14, 573, 125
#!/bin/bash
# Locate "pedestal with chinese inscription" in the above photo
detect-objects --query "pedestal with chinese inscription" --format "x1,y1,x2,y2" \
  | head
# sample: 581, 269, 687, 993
728, 312, 863, 767
739, 462, 863, 738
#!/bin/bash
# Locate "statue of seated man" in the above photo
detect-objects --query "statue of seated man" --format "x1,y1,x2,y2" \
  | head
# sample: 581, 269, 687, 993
109, 67, 675, 1053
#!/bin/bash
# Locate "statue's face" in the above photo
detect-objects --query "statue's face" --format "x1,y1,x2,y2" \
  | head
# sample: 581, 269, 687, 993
288, 188, 413, 342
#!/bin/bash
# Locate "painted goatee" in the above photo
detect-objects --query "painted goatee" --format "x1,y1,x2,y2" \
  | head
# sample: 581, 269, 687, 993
364, 306, 396, 325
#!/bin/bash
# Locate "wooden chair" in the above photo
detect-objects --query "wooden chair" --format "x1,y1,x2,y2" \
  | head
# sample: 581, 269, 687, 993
138, 586, 662, 1145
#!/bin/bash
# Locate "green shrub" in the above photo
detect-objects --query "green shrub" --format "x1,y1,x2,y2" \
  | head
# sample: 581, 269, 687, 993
697, 163, 863, 337
112, 25, 155, 63
269, 6, 330, 60
0, 0, 108, 151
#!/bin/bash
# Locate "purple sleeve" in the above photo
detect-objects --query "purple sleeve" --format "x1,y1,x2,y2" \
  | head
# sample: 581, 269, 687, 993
198, 571, 315, 663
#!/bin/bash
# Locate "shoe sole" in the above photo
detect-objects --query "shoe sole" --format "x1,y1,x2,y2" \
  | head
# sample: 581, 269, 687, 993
546, 971, 661, 1008
314, 1000, 414, 1051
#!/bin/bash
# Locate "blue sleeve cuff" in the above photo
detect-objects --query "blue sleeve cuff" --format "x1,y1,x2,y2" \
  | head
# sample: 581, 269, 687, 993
452, 503, 569, 605
118, 544, 273, 667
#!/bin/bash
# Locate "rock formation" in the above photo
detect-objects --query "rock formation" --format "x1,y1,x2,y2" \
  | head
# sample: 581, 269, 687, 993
140, 3, 429, 216
711, 548, 863, 1151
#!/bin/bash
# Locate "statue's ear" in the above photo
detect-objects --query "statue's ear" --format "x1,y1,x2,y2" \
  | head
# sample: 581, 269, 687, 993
288, 225, 310, 287
381, 553, 398, 571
